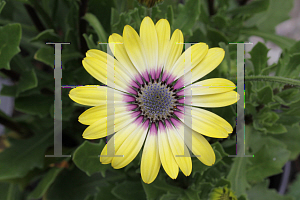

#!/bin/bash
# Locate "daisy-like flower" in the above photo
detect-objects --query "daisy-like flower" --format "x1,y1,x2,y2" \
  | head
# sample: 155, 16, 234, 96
69, 17, 239, 184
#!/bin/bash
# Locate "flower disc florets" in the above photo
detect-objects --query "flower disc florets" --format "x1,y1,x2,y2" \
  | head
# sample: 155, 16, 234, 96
136, 80, 177, 122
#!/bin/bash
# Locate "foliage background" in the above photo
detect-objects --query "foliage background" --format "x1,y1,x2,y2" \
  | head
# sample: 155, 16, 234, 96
0, 0, 300, 199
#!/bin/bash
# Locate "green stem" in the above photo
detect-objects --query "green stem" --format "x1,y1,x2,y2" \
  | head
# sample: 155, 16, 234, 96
245, 75, 300, 87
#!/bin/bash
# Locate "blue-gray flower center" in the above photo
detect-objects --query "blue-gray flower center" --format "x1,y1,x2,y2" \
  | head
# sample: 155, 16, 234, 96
136, 81, 176, 122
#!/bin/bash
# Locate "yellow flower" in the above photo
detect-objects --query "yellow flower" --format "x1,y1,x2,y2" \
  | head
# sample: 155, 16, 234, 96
69, 16, 239, 184
209, 187, 237, 200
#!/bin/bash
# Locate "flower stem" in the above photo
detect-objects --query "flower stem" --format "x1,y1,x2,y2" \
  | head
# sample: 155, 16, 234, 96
245, 75, 300, 87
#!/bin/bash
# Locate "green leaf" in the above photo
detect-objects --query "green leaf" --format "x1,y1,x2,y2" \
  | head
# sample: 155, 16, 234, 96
253, 108, 287, 134
189, 28, 208, 44
34, 47, 55, 67
83, 33, 98, 50
228, 0, 269, 15
27, 166, 64, 199
0, 23, 21, 69
84, 195, 95, 200
94, 184, 119, 200
227, 157, 251, 197
166, 5, 174, 28
15, 94, 53, 117
30, 29, 60, 42
240, 29, 295, 50
142, 180, 168, 200
112, 181, 146, 200
245, 0, 293, 33
142, 172, 190, 200
214, 178, 231, 188
273, 125, 300, 160
0, 84, 18, 96
256, 86, 273, 104
173, 0, 200, 36
111, 9, 128, 34
34, 47, 82, 68
264, 123, 287, 134
46, 167, 125, 200
249, 42, 269, 75
238, 195, 247, 200
287, 173, 300, 200
183, 187, 201, 200
275, 88, 300, 106
151, 6, 161, 21
277, 112, 300, 126
0, 68, 38, 97
160, 192, 182, 200
219, 42, 231, 77
87, 0, 114, 33
0, 132, 52, 180
207, 27, 229, 47
212, 142, 228, 158
0, 0, 6, 14
197, 182, 214, 200
128, 8, 142, 30
17, 69, 38, 94
83, 13, 107, 44
0, 183, 22, 200
282, 53, 300, 78
289, 40, 300, 55
247, 181, 294, 200
143, 174, 183, 198
246, 139, 290, 182
73, 140, 113, 177
211, 15, 228, 30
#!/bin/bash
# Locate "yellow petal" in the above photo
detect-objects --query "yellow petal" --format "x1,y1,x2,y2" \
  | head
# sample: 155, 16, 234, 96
166, 127, 192, 176
183, 112, 229, 138
100, 122, 139, 164
178, 124, 215, 166
155, 19, 170, 69
191, 107, 233, 133
190, 91, 240, 107
171, 43, 208, 78
158, 123, 179, 179
108, 34, 139, 78
86, 49, 133, 82
164, 29, 184, 73
112, 121, 148, 169
184, 48, 225, 83
140, 17, 158, 72
141, 128, 161, 184
82, 112, 136, 139
123, 25, 147, 75
79, 103, 130, 125
69, 86, 123, 106
185, 78, 236, 95
82, 56, 129, 91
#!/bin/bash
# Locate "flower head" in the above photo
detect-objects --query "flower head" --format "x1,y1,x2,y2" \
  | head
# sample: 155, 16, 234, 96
69, 16, 239, 184
209, 187, 237, 200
